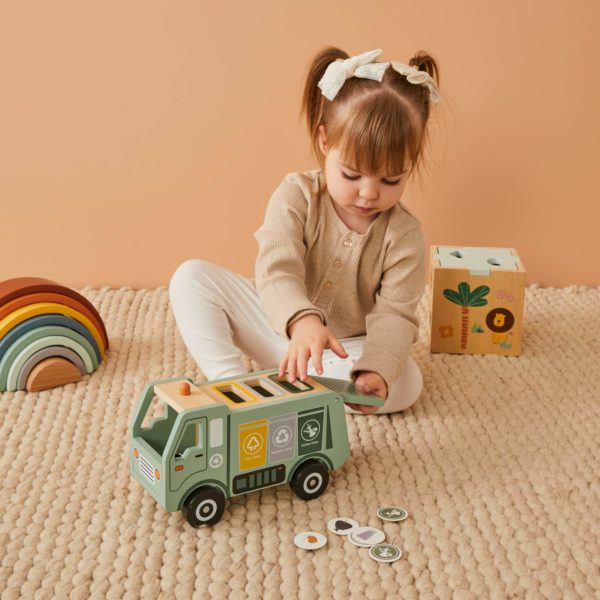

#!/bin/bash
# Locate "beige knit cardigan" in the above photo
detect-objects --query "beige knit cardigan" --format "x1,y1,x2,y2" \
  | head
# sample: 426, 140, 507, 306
254, 169, 426, 395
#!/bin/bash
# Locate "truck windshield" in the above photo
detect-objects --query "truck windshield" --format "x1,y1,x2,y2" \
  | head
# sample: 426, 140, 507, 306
138, 394, 178, 455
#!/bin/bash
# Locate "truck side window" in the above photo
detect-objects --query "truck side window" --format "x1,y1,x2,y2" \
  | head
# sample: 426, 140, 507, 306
175, 422, 203, 458
209, 418, 223, 448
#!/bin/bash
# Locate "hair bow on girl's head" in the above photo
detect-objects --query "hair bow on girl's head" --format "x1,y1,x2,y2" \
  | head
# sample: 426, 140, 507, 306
389, 61, 441, 104
317, 49, 441, 104
317, 49, 390, 101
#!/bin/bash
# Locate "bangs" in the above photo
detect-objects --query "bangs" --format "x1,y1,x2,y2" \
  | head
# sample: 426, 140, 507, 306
333, 95, 422, 177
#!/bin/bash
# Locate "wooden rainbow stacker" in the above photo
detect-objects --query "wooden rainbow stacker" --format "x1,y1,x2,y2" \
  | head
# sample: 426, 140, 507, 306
0, 277, 109, 392
429, 246, 526, 356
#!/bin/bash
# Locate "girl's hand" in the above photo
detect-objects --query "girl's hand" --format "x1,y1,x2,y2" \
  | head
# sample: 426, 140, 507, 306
279, 314, 348, 382
347, 371, 387, 414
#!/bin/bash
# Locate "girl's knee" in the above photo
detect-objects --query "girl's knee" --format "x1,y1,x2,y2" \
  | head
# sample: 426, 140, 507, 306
383, 357, 423, 413
344, 356, 423, 415
169, 259, 215, 296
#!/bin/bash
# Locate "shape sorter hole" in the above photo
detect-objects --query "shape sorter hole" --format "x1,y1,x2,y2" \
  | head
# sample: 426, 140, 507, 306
487, 258, 502, 266
450, 251, 463, 259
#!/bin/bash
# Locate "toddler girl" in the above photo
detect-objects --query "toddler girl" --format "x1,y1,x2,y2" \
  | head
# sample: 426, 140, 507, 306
169, 47, 441, 414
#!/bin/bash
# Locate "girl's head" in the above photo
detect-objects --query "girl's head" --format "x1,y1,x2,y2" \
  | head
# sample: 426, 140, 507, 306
301, 47, 440, 227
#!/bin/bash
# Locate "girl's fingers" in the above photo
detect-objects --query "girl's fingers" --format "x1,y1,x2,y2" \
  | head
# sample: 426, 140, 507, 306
329, 336, 348, 359
278, 356, 288, 377
287, 351, 298, 382
346, 402, 380, 414
297, 348, 311, 381
311, 345, 324, 375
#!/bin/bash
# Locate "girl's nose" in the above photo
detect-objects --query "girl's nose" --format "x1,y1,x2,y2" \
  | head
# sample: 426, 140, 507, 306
359, 185, 378, 201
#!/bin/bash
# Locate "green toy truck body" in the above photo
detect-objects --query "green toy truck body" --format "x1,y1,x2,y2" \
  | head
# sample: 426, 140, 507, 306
129, 369, 383, 527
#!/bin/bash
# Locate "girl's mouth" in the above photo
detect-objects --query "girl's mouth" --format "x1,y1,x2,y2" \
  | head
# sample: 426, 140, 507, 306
355, 206, 375, 213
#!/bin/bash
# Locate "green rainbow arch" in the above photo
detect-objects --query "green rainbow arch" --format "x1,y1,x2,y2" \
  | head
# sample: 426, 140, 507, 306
1, 326, 97, 391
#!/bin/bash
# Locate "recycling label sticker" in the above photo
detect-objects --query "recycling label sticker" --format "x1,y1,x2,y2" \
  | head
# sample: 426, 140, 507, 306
239, 420, 267, 470
297, 409, 324, 455
268, 413, 296, 462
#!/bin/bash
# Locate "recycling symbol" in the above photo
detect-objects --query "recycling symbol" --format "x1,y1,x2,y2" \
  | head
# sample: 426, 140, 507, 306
273, 425, 292, 447
209, 454, 224, 469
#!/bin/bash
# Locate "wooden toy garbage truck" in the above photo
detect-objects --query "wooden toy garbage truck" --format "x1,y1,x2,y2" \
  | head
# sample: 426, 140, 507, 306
129, 369, 384, 527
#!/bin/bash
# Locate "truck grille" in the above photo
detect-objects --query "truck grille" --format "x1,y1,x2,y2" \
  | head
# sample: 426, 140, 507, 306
138, 453, 155, 484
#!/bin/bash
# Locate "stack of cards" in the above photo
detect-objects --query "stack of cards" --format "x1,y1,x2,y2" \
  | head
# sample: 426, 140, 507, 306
294, 505, 408, 563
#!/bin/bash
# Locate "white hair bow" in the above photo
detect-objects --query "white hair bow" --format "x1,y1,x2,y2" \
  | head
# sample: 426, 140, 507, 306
390, 61, 441, 104
317, 49, 441, 104
317, 49, 389, 101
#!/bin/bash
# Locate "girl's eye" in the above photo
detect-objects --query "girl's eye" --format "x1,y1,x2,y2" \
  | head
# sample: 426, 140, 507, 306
341, 172, 360, 181
343, 171, 402, 186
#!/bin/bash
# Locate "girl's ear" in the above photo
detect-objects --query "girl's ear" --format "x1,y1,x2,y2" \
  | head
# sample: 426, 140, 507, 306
317, 125, 328, 155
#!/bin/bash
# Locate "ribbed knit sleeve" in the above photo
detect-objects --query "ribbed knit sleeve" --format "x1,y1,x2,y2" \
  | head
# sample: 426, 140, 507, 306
349, 224, 426, 395
254, 176, 326, 338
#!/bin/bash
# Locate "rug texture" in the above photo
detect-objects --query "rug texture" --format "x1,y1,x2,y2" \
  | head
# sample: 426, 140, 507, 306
0, 285, 599, 600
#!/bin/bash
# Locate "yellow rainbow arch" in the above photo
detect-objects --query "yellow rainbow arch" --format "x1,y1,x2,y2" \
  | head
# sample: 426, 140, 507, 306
0, 302, 106, 359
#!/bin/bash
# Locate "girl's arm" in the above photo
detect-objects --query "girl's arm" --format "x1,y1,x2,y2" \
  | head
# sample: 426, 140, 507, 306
350, 226, 427, 394
254, 177, 325, 338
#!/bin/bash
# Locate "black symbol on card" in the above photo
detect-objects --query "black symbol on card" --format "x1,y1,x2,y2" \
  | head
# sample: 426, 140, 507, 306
333, 520, 353, 533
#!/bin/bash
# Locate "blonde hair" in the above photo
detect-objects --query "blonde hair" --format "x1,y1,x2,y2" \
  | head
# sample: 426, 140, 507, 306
300, 46, 440, 180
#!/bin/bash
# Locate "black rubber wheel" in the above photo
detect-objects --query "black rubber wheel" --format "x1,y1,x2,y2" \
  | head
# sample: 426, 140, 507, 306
289, 459, 329, 501
181, 486, 226, 527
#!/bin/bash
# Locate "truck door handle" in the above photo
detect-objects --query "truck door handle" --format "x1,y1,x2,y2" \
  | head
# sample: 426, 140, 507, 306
195, 453, 204, 458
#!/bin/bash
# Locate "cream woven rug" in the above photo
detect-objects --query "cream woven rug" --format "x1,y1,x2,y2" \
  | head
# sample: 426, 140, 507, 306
1, 285, 599, 600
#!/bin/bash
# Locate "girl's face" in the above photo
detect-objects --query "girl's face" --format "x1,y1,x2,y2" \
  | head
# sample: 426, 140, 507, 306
318, 127, 412, 232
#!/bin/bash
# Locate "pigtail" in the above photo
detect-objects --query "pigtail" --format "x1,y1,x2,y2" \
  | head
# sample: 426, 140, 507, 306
409, 50, 440, 86
301, 46, 349, 161
300, 46, 441, 177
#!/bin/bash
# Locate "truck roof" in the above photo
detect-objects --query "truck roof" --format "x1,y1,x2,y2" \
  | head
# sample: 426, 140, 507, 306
153, 371, 335, 414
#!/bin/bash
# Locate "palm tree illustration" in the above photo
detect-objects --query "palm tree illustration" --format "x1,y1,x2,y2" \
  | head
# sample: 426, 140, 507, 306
443, 282, 490, 349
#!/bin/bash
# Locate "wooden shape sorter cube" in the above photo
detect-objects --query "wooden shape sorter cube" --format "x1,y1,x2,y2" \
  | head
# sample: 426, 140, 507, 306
429, 246, 526, 356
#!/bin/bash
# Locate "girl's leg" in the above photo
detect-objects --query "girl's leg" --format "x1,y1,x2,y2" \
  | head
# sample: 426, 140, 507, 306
169, 260, 422, 413
168, 259, 287, 380
306, 337, 423, 414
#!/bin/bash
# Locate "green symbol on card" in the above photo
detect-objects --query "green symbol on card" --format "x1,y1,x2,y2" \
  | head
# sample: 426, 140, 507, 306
371, 544, 401, 561
378, 506, 408, 521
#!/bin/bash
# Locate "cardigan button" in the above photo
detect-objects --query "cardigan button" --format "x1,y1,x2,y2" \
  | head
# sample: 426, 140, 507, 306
333, 259, 342, 268
342, 239, 353, 247
323, 281, 333, 290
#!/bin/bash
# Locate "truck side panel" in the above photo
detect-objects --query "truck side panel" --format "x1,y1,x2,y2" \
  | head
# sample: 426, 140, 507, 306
227, 393, 349, 497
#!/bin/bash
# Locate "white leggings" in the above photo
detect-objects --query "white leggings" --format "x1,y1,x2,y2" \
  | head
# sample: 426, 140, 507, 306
168, 259, 422, 414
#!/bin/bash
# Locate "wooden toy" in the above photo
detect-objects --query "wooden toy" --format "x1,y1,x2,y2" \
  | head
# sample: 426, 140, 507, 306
0, 277, 109, 392
429, 246, 526, 356
25, 356, 83, 391
129, 369, 385, 528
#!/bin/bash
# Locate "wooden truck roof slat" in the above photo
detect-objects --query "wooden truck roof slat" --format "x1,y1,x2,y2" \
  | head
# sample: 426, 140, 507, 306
154, 372, 332, 413
154, 380, 217, 412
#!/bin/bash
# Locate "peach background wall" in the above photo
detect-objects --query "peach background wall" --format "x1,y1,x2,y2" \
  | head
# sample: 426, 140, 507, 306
1, 1, 598, 289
